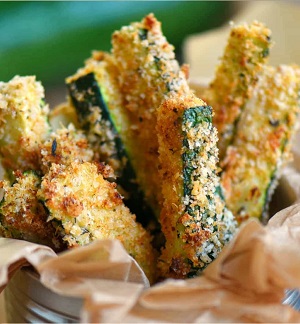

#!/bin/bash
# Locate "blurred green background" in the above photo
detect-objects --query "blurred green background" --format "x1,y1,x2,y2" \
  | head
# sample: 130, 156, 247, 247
0, 1, 234, 94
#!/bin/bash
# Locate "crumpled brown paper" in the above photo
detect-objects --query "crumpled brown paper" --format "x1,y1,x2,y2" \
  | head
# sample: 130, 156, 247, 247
83, 212, 300, 323
0, 238, 149, 322
37, 239, 149, 323
0, 237, 56, 292
2, 189, 300, 323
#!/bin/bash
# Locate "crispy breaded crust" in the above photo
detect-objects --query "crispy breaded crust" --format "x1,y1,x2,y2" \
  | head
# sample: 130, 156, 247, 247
157, 92, 236, 279
221, 65, 300, 223
112, 13, 190, 216
37, 161, 157, 283
67, 52, 127, 175
0, 171, 64, 251
204, 21, 271, 158
0, 76, 50, 171
39, 124, 94, 174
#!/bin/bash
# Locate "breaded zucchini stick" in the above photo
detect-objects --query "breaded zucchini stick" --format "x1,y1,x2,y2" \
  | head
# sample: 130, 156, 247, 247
39, 124, 94, 174
204, 21, 271, 158
0, 76, 50, 172
157, 93, 236, 279
221, 65, 300, 224
112, 13, 190, 217
37, 161, 157, 283
66, 52, 127, 174
66, 52, 154, 227
0, 171, 64, 251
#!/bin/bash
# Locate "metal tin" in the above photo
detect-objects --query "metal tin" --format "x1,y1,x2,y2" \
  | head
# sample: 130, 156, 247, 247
283, 289, 300, 311
4, 268, 82, 323
4, 268, 300, 323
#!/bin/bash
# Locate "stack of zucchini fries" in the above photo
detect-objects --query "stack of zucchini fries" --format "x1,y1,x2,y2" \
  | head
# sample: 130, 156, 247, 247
0, 14, 299, 283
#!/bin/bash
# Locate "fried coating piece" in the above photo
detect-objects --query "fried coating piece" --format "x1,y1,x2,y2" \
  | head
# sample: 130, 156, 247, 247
204, 21, 271, 158
221, 65, 300, 224
37, 161, 157, 283
0, 76, 51, 171
39, 124, 94, 174
156, 93, 236, 279
66, 52, 127, 174
112, 13, 190, 217
0, 171, 64, 251
66, 52, 155, 228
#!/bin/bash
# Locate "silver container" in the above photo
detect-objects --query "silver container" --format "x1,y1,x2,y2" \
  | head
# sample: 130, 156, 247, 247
4, 268, 82, 323
4, 268, 300, 323
283, 289, 300, 311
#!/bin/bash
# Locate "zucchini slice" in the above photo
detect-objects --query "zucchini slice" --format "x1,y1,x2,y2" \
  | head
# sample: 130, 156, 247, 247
112, 13, 190, 218
66, 52, 154, 227
203, 21, 272, 159
157, 93, 236, 279
0, 170, 64, 251
221, 65, 300, 224
0, 76, 51, 172
66, 52, 125, 171
37, 161, 157, 283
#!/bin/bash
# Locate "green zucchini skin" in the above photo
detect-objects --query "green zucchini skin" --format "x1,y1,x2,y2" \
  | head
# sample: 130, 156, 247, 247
67, 73, 156, 229
157, 93, 237, 279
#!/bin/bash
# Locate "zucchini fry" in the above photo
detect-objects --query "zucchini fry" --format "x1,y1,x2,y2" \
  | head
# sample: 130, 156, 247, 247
0, 170, 64, 251
66, 52, 154, 227
37, 161, 157, 283
112, 13, 190, 217
0, 76, 50, 172
157, 93, 236, 279
221, 65, 300, 224
66, 52, 127, 174
204, 21, 271, 158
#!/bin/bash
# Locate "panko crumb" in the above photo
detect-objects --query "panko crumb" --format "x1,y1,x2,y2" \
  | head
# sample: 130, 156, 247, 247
39, 124, 94, 174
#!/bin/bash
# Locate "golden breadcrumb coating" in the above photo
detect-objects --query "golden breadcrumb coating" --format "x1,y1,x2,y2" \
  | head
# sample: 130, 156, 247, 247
204, 21, 271, 158
66, 51, 127, 175
0, 171, 64, 251
0, 75, 50, 171
221, 65, 300, 224
39, 124, 94, 174
37, 161, 157, 283
112, 13, 190, 216
157, 93, 236, 279
66, 52, 159, 228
